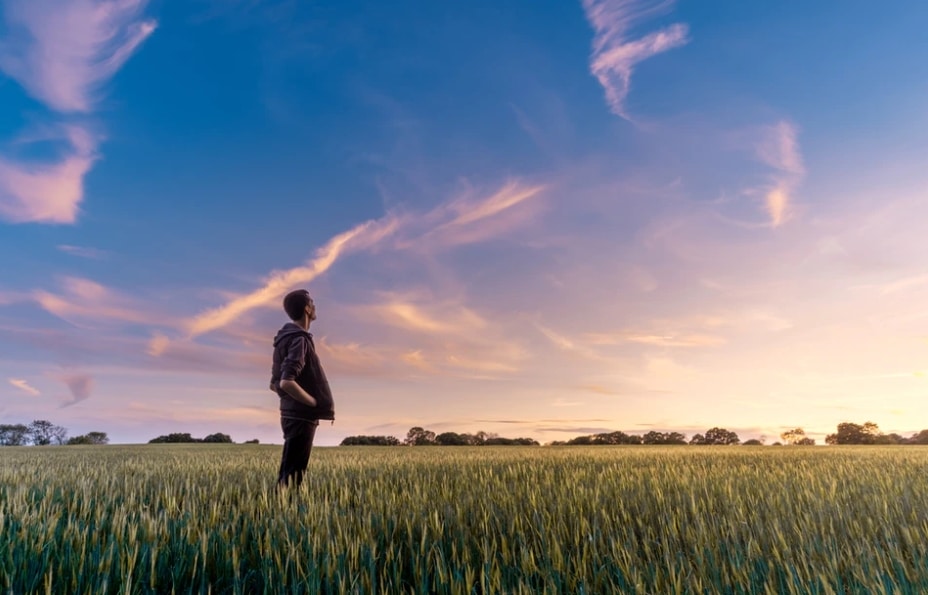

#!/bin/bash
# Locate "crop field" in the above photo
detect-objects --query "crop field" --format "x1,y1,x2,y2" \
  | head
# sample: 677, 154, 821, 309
2, 445, 928, 594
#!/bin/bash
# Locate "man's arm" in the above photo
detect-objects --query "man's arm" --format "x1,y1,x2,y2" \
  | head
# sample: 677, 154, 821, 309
279, 335, 318, 407
278, 379, 317, 407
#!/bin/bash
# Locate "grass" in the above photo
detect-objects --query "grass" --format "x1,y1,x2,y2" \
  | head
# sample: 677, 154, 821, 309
2, 445, 928, 594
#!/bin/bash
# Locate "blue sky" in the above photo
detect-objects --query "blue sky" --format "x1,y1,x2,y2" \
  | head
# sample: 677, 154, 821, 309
2, 0, 928, 445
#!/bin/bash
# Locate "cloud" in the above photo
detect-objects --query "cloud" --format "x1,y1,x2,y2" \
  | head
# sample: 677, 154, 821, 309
186, 216, 400, 337
444, 181, 545, 228
32, 276, 153, 326
58, 244, 109, 259
583, 330, 726, 348
411, 180, 547, 249
0, 0, 156, 224
0, 125, 97, 224
147, 332, 170, 356
754, 120, 804, 227
186, 179, 543, 337
755, 120, 804, 176
535, 426, 618, 435
582, 0, 689, 119
58, 372, 94, 406
535, 323, 610, 361
8, 378, 40, 396
0, 0, 157, 113
361, 294, 488, 336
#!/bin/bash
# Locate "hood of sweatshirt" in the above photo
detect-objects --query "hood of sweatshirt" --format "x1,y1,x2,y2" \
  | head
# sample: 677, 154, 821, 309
273, 322, 310, 348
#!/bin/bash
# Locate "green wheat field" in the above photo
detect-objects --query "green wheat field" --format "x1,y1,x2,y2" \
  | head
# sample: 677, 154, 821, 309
2, 445, 928, 594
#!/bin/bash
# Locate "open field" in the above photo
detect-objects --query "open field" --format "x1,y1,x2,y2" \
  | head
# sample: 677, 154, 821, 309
2, 445, 928, 594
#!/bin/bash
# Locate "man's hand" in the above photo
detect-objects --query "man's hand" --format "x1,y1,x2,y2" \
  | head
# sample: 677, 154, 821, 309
269, 381, 277, 392
279, 379, 318, 408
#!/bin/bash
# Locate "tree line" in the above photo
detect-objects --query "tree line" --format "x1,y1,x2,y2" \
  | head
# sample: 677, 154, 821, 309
341, 427, 540, 446
0, 420, 109, 446
341, 422, 928, 447
6, 419, 928, 447
0, 421, 261, 446
148, 432, 239, 444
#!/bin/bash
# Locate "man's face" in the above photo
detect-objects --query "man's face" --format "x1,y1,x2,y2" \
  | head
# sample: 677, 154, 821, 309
305, 297, 316, 321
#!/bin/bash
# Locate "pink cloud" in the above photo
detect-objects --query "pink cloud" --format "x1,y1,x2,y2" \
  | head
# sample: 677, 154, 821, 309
185, 180, 543, 338
582, 0, 689, 119
57, 244, 109, 259
754, 120, 804, 227
57, 372, 94, 406
0, 125, 96, 224
8, 378, 40, 396
185, 216, 400, 338
0, 0, 157, 113
31, 276, 157, 326
0, 0, 156, 224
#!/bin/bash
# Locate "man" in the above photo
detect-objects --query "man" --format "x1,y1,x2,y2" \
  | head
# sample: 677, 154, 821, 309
270, 289, 335, 488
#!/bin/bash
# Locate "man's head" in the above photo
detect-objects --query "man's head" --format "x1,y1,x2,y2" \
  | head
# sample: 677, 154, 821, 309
283, 289, 316, 323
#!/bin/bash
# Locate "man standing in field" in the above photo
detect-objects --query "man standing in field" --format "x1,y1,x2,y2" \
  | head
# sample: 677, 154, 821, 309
270, 289, 335, 488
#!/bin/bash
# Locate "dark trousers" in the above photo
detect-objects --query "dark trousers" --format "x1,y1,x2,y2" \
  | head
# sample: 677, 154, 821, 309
278, 417, 319, 488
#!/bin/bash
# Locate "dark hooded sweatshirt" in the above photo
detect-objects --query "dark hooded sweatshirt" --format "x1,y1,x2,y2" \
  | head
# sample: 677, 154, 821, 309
271, 322, 335, 421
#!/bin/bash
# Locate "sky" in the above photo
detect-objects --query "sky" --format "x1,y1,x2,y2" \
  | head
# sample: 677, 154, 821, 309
2, 0, 928, 446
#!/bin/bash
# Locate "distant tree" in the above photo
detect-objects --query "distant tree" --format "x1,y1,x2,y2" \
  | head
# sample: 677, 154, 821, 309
469, 431, 496, 445
742, 439, 764, 446
909, 430, 928, 445
825, 422, 881, 445
404, 427, 437, 446
642, 431, 687, 445
0, 424, 30, 446
703, 427, 740, 445
665, 432, 687, 445
874, 433, 905, 445
689, 433, 706, 445
29, 420, 67, 445
203, 433, 233, 443
781, 428, 805, 445
435, 432, 469, 446
781, 428, 815, 445
642, 431, 664, 445
340, 435, 401, 446
67, 431, 109, 445
484, 437, 540, 446
562, 431, 643, 445
591, 431, 637, 445
149, 433, 200, 444
244, 439, 260, 444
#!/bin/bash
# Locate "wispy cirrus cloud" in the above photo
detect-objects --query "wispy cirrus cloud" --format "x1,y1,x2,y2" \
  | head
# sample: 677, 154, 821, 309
336, 291, 527, 378
0, 125, 97, 224
581, 0, 689, 119
185, 179, 545, 338
8, 378, 40, 396
32, 276, 154, 326
0, 0, 156, 113
186, 216, 401, 338
409, 180, 547, 250
0, 0, 156, 224
58, 244, 109, 259
754, 120, 804, 227
362, 293, 488, 336
535, 323, 607, 361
